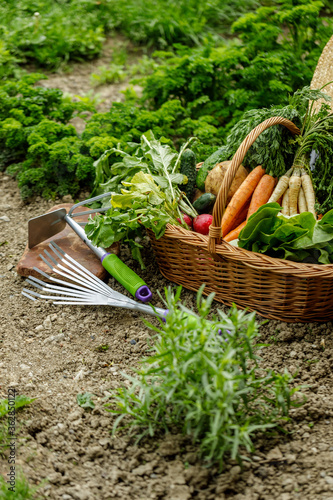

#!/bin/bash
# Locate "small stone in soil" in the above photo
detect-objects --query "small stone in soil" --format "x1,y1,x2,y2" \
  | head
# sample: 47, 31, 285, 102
130, 339, 137, 345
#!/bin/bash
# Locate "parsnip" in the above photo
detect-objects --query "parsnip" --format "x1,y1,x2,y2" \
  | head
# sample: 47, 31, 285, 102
298, 186, 307, 213
288, 168, 301, 216
301, 168, 316, 218
268, 167, 293, 203
282, 188, 289, 216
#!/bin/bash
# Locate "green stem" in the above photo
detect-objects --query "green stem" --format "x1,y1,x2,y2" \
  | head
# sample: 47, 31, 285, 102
172, 136, 196, 174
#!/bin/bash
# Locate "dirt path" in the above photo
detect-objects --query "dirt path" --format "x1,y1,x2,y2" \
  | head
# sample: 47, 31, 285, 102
1, 171, 333, 500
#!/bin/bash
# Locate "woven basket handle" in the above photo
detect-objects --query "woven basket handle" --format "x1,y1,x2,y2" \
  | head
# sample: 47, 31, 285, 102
208, 116, 301, 253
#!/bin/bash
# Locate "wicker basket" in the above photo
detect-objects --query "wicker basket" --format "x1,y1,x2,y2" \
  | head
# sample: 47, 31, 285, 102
149, 116, 333, 323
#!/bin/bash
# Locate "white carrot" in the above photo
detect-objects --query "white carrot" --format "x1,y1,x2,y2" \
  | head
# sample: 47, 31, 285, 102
301, 168, 316, 218
268, 167, 293, 203
298, 186, 307, 213
282, 188, 289, 216
288, 168, 301, 216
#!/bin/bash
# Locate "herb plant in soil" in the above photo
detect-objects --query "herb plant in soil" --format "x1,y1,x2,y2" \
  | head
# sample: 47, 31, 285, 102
107, 286, 302, 467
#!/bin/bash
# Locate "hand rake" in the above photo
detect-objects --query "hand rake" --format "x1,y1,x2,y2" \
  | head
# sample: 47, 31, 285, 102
22, 241, 167, 320
28, 192, 152, 303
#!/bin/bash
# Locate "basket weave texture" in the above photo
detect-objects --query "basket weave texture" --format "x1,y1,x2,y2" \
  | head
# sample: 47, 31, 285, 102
149, 116, 333, 323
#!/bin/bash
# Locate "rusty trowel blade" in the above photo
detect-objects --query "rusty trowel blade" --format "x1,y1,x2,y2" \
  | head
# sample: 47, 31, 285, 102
28, 208, 67, 248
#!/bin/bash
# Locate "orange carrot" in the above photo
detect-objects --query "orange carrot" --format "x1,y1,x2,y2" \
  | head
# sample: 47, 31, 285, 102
224, 220, 247, 242
224, 174, 276, 242
221, 165, 265, 237
247, 174, 276, 218
227, 198, 250, 233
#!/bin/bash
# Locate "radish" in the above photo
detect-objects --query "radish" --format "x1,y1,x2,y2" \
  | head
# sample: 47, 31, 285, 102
177, 213, 193, 228
193, 214, 213, 235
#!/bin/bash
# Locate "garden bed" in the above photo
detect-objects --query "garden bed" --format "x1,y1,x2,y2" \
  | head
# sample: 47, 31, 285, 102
1, 173, 333, 500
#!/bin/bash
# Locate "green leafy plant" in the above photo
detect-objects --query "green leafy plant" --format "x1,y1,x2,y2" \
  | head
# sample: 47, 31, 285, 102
106, 286, 303, 467
85, 132, 197, 267
91, 64, 127, 86
0, 395, 35, 459
74, 90, 105, 109
77, 392, 95, 410
0, 395, 35, 418
0, 0, 262, 70
139, 1, 332, 142
238, 203, 333, 264
0, 470, 42, 500
108, 0, 258, 47
0, 0, 106, 69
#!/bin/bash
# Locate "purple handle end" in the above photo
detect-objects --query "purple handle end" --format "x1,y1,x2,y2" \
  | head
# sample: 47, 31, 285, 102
101, 252, 110, 262
135, 285, 153, 303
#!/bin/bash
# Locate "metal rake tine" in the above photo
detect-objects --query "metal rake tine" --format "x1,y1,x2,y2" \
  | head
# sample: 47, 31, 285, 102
31, 267, 101, 294
68, 192, 112, 217
39, 253, 56, 273
28, 271, 138, 307
22, 288, 107, 304
27, 275, 98, 296
49, 242, 129, 302
22, 290, 37, 301
38, 250, 110, 298
44, 249, 58, 266
69, 206, 111, 218
25, 278, 101, 299
48, 242, 114, 298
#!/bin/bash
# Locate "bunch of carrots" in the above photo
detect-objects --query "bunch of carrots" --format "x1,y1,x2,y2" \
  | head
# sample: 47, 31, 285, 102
221, 165, 317, 242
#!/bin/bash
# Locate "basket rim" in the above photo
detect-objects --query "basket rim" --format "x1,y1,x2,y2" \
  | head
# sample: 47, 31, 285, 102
159, 223, 333, 277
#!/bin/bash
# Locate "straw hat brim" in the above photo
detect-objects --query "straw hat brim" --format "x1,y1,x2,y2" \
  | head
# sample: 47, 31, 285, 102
311, 35, 333, 112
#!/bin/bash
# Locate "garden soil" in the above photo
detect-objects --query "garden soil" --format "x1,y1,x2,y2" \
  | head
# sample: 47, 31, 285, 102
1, 49, 333, 498
1, 174, 333, 500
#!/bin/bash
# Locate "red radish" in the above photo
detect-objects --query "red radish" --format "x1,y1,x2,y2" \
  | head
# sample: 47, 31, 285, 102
177, 213, 193, 228
193, 214, 213, 235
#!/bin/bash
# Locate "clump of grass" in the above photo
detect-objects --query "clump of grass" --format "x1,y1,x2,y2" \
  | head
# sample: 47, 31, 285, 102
107, 286, 303, 467
0, 470, 41, 499
91, 63, 127, 86
0, 395, 35, 458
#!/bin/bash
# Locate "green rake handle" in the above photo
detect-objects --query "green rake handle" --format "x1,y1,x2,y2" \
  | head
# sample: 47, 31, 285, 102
101, 253, 152, 302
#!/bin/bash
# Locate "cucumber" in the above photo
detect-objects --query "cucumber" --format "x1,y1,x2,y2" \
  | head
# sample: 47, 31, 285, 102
196, 146, 228, 191
180, 149, 196, 200
192, 193, 216, 214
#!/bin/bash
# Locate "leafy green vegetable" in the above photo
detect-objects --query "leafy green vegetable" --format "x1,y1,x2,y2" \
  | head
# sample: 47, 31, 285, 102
106, 285, 302, 467
238, 203, 333, 264
77, 393, 95, 410
86, 133, 197, 267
